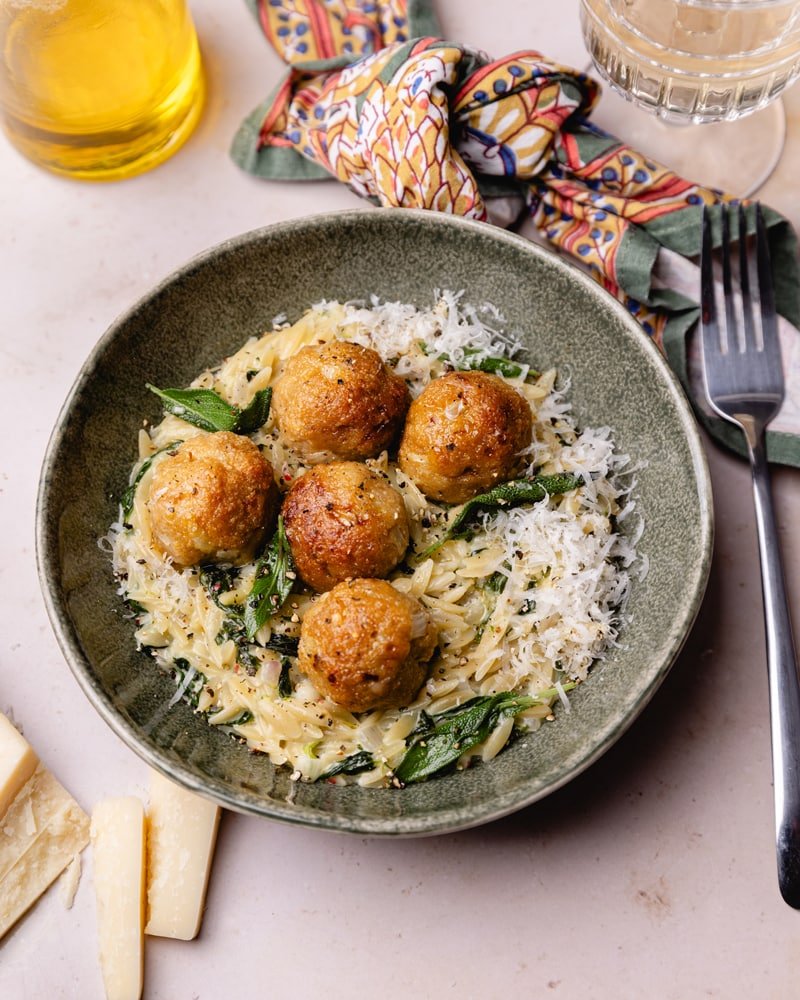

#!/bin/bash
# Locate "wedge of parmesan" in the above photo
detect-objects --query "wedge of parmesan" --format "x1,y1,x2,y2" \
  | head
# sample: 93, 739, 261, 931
0, 711, 39, 820
91, 797, 145, 1000
0, 763, 90, 939
145, 770, 220, 940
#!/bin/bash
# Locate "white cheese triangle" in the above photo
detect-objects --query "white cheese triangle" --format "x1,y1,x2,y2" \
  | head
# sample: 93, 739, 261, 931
145, 769, 220, 940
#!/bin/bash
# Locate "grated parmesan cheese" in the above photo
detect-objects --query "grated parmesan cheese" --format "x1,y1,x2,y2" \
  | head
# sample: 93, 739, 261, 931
108, 295, 643, 785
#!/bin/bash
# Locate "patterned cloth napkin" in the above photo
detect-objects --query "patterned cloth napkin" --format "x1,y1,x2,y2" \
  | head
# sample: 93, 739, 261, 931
231, 0, 800, 466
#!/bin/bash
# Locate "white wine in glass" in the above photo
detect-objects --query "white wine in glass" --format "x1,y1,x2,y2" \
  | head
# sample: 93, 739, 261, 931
580, 0, 800, 192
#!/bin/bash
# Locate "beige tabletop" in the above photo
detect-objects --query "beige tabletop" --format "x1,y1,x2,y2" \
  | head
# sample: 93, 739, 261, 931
1, 2, 799, 998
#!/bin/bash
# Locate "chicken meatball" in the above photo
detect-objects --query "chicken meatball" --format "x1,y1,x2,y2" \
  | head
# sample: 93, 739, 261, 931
272, 340, 410, 460
282, 462, 409, 592
147, 432, 279, 567
298, 579, 437, 712
397, 370, 533, 503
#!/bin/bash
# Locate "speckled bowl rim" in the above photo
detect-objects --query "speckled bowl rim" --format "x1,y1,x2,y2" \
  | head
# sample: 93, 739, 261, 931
36, 208, 713, 836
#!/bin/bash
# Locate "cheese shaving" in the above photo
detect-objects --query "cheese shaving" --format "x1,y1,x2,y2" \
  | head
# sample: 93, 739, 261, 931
108, 295, 642, 786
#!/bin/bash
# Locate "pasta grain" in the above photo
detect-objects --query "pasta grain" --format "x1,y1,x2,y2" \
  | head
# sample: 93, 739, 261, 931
109, 294, 640, 785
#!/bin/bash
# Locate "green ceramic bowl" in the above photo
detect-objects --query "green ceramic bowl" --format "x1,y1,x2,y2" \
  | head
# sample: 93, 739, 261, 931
36, 209, 712, 836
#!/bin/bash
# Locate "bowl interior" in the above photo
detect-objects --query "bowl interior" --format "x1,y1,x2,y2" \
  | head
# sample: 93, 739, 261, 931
37, 209, 712, 835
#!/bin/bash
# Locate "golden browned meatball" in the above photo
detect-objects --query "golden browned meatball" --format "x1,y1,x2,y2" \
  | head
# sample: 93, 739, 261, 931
272, 340, 410, 460
147, 432, 279, 567
397, 371, 533, 503
282, 462, 409, 592
298, 579, 437, 712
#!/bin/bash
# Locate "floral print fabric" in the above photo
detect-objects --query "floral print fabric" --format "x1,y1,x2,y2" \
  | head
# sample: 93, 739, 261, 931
233, 0, 800, 462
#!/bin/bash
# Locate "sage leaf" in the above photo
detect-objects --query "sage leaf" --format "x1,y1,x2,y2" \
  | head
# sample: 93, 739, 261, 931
278, 657, 293, 699
264, 633, 300, 657
200, 565, 243, 615
396, 684, 578, 784
395, 693, 536, 784
147, 384, 272, 434
417, 342, 538, 381
244, 517, 295, 638
229, 709, 254, 726
460, 347, 535, 380
147, 384, 241, 432
170, 658, 207, 710
235, 387, 272, 433
204, 564, 299, 664
483, 566, 509, 594
421, 473, 583, 557
120, 440, 183, 520
319, 750, 375, 780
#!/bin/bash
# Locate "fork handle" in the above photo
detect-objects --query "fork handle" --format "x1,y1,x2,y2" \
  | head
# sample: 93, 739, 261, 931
747, 432, 800, 908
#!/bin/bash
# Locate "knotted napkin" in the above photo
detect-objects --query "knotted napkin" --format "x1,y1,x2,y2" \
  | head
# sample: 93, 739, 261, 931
231, 0, 800, 465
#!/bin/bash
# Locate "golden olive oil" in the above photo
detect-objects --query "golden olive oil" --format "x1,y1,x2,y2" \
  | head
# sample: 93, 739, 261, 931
0, 0, 205, 180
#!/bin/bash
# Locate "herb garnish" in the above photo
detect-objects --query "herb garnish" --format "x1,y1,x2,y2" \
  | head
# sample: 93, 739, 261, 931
278, 658, 293, 699
319, 750, 375, 780
171, 658, 207, 710
483, 566, 510, 594
213, 709, 253, 727
244, 517, 295, 639
200, 565, 243, 614
395, 686, 575, 784
264, 634, 300, 657
458, 347, 535, 380
421, 474, 583, 557
203, 562, 299, 665
146, 384, 272, 435
419, 342, 538, 381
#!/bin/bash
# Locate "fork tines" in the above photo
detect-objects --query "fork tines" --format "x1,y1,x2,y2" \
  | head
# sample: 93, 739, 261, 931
700, 201, 785, 414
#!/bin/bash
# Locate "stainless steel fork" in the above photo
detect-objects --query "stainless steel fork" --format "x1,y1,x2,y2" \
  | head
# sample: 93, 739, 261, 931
700, 202, 800, 908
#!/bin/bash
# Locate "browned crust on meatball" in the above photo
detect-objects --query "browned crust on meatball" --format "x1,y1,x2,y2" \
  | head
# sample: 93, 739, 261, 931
282, 462, 409, 592
298, 579, 437, 712
272, 340, 410, 460
147, 431, 279, 567
397, 370, 533, 503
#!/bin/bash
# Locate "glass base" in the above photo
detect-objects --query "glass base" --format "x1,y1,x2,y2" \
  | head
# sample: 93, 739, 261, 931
587, 81, 786, 197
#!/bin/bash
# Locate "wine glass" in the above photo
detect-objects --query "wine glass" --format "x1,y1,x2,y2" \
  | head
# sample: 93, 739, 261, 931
580, 0, 800, 194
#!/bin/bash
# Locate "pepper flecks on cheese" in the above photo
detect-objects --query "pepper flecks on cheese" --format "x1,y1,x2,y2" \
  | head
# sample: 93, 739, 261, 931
145, 769, 220, 941
109, 296, 642, 786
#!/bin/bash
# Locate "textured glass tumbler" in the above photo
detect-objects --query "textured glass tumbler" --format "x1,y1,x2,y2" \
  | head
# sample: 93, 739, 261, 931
580, 0, 800, 124
580, 0, 800, 194
0, 0, 205, 181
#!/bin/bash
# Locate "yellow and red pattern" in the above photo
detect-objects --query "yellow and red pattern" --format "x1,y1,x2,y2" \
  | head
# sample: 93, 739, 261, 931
254, 0, 409, 63
236, 9, 757, 341
328, 42, 483, 214
454, 53, 600, 181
